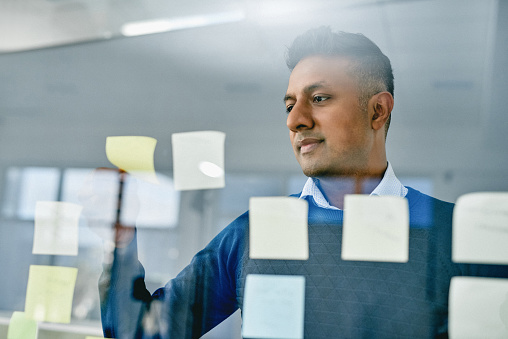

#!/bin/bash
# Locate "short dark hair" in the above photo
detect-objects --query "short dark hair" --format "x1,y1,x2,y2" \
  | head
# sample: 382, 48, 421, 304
286, 26, 394, 137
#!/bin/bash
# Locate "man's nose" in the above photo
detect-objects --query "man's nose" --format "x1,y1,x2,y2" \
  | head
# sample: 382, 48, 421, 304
286, 101, 314, 132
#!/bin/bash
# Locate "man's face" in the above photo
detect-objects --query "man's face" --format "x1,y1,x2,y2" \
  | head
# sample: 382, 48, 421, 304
284, 55, 374, 177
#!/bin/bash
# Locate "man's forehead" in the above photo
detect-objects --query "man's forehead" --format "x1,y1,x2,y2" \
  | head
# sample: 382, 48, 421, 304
292, 54, 352, 73
285, 56, 355, 96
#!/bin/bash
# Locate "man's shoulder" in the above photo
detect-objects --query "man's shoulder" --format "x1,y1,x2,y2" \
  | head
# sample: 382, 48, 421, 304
405, 186, 454, 206
218, 211, 249, 238
202, 211, 249, 256
405, 186, 454, 228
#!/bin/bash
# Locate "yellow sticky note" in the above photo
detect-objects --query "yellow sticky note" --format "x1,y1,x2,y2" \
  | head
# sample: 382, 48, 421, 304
449, 276, 508, 338
105, 136, 158, 184
453, 192, 508, 264
342, 195, 409, 263
7, 312, 38, 339
32, 201, 82, 256
172, 131, 225, 191
249, 197, 309, 260
25, 265, 78, 324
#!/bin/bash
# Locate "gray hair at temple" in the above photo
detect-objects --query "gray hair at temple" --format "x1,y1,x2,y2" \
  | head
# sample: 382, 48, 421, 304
285, 26, 394, 137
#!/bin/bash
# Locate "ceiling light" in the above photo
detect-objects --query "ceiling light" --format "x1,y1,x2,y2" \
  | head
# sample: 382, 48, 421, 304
121, 10, 245, 37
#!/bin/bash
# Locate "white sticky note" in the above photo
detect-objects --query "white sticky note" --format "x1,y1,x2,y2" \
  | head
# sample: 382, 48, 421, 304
171, 131, 225, 191
249, 197, 308, 260
7, 312, 38, 339
242, 274, 305, 339
453, 192, 508, 264
449, 276, 508, 338
106, 136, 158, 184
25, 265, 78, 324
32, 201, 82, 256
342, 195, 409, 262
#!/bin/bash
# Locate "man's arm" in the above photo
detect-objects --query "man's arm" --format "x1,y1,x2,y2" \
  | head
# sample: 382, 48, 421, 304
99, 229, 145, 338
99, 213, 248, 338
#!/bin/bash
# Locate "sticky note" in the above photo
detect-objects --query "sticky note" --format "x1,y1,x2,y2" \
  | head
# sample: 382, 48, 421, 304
453, 192, 508, 264
7, 312, 38, 339
106, 136, 158, 184
249, 197, 309, 260
242, 274, 305, 339
449, 276, 508, 338
85, 337, 107, 339
171, 131, 225, 191
32, 201, 82, 256
25, 265, 78, 324
342, 195, 409, 262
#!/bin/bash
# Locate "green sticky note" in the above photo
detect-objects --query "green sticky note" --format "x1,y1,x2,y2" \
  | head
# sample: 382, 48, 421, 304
24, 265, 78, 324
106, 136, 158, 184
7, 312, 38, 339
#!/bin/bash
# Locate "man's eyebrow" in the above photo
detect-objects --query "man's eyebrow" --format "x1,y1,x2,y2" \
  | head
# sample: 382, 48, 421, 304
283, 94, 294, 103
283, 81, 328, 102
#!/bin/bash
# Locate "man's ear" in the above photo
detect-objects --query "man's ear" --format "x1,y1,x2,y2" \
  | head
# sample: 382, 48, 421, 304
369, 92, 394, 131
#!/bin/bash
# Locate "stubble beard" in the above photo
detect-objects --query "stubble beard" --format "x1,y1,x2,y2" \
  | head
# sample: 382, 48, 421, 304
298, 148, 370, 179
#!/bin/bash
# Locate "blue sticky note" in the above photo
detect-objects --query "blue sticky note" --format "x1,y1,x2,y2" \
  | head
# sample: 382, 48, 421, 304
242, 274, 305, 339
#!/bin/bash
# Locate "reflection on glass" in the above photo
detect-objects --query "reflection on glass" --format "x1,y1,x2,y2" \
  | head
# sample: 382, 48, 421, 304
2, 167, 60, 220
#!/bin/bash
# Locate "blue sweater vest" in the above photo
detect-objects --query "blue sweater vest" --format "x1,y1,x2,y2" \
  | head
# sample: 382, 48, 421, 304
101, 187, 508, 338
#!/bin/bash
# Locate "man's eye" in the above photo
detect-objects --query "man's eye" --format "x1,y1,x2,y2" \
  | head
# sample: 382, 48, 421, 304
286, 105, 293, 114
313, 95, 328, 103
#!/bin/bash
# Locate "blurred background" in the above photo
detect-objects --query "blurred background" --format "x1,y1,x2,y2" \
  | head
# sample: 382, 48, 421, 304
0, 0, 507, 337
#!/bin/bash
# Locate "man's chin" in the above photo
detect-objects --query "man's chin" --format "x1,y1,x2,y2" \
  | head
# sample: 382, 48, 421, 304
299, 160, 357, 178
301, 165, 326, 178
300, 164, 366, 178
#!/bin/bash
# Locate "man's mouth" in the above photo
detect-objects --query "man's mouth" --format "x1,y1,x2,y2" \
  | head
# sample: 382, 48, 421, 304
297, 138, 323, 154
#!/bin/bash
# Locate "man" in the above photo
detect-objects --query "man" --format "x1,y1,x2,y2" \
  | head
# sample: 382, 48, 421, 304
100, 27, 507, 338
284, 27, 396, 208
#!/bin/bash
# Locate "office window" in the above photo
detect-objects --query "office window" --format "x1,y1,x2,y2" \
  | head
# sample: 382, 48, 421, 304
2, 167, 60, 220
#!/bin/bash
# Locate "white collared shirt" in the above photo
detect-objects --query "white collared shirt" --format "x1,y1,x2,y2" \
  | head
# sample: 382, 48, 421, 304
298, 162, 408, 210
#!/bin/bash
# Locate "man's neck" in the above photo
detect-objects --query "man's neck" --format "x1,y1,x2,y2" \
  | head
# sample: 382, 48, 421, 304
316, 171, 386, 210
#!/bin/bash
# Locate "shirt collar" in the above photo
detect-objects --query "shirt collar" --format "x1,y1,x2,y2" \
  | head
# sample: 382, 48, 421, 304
299, 162, 408, 210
